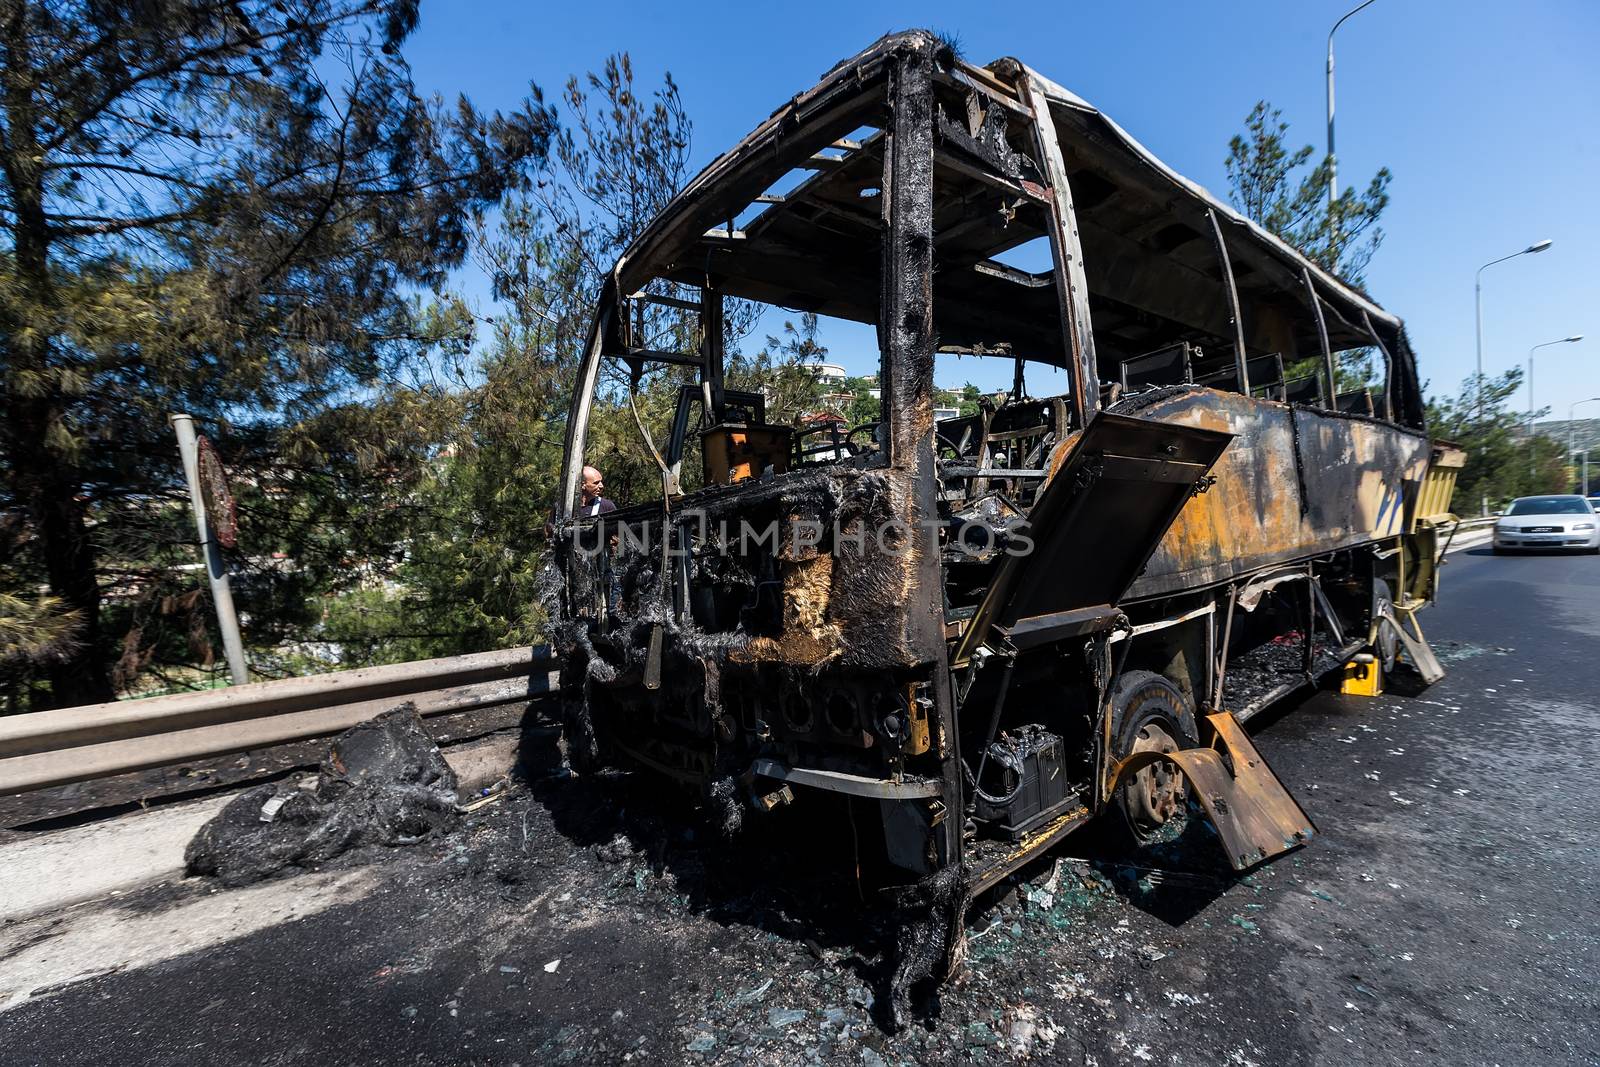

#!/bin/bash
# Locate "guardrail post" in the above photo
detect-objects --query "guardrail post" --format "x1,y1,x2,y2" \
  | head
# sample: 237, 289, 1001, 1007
171, 414, 249, 685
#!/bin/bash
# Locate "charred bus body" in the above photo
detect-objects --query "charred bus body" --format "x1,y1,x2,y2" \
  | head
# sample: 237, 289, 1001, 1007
551, 33, 1459, 939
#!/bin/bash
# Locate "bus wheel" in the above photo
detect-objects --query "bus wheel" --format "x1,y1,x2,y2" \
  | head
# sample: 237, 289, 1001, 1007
1109, 670, 1199, 845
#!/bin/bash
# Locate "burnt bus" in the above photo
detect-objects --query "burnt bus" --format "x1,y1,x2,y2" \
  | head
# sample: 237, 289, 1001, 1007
550, 32, 1459, 967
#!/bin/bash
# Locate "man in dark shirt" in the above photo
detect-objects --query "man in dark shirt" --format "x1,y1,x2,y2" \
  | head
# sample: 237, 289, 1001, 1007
579, 465, 616, 517
574, 465, 620, 616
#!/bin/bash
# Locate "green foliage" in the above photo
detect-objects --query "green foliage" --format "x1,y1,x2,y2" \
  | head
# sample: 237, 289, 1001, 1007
1426, 370, 1571, 510
0, 588, 79, 713
834, 376, 880, 426
1223, 106, 1412, 423
1224, 102, 1391, 288
313, 53, 823, 664
943, 383, 983, 417
0, 1, 553, 709
728, 315, 826, 426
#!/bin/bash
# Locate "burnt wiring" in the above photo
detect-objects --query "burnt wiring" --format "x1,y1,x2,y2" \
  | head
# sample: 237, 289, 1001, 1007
626, 379, 672, 494
960, 737, 1026, 807
960, 654, 1023, 808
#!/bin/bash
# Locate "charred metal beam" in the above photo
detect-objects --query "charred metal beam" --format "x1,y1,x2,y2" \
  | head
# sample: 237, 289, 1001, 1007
609, 348, 705, 369
1207, 208, 1250, 393
935, 97, 1027, 181
1302, 266, 1337, 407
558, 277, 617, 521
750, 759, 942, 799
939, 466, 1048, 479
702, 287, 726, 419
932, 147, 1040, 201
971, 260, 1051, 288
626, 291, 702, 313
881, 54, 937, 468
881, 42, 962, 879
996, 604, 1124, 650
934, 66, 1030, 118
1360, 310, 1396, 421
1018, 75, 1099, 425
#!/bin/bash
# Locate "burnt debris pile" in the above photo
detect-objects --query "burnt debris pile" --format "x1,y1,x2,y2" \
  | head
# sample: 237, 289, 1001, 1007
185, 704, 460, 886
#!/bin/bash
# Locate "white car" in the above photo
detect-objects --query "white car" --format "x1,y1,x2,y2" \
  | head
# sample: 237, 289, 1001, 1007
1493, 495, 1600, 554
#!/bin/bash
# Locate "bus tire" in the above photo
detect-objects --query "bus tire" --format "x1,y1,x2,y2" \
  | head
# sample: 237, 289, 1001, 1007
1109, 670, 1199, 845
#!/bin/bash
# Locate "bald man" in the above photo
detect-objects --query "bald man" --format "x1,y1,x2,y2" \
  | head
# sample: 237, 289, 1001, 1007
579, 465, 616, 517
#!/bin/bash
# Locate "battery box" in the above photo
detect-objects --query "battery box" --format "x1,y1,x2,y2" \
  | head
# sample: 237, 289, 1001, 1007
973, 725, 1071, 839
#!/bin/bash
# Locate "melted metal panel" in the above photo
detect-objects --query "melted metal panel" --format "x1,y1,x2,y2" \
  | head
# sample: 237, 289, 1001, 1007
1116, 388, 1432, 601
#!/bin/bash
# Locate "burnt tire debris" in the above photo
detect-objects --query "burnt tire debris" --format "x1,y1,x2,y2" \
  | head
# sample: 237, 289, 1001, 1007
184, 704, 460, 887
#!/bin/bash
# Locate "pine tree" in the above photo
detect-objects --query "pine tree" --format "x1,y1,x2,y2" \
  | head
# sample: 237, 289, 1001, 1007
1223, 101, 1392, 390
0, 1, 555, 708
1224, 101, 1391, 287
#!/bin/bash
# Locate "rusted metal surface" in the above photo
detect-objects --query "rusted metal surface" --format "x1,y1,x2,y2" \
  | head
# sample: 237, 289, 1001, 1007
1013, 69, 1099, 426
953, 411, 1233, 665
1117, 388, 1433, 601
1415, 442, 1468, 524
1206, 208, 1251, 392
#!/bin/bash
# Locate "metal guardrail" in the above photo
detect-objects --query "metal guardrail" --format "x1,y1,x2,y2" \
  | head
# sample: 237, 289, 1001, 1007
0, 646, 559, 796
1435, 516, 1496, 557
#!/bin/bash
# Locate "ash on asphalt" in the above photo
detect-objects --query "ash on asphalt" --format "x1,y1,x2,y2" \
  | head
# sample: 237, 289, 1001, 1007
4, 549, 1598, 1065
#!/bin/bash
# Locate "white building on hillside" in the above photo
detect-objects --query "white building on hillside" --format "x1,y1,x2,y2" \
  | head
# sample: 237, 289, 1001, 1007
804, 361, 847, 386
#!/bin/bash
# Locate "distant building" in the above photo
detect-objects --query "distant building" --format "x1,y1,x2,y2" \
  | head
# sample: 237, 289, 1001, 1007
933, 406, 960, 422
803, 361, 847, 386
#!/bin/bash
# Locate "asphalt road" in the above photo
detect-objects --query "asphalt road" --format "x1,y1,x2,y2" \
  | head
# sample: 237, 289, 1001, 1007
3, 544, 1598, 1066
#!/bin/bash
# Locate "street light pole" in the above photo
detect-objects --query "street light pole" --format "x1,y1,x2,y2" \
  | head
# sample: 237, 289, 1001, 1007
1327, 0, 1379, 215
1474, 239, 1553, 422
1572, 396, 1600, 495
1527, 336, 1582, 478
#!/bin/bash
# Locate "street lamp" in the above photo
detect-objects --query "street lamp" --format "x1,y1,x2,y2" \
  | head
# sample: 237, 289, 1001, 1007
1527, 335, 1582, 476
1475, 239, 1552, 421
1571, 396, 1600, 495
1327, 0, 1380, 214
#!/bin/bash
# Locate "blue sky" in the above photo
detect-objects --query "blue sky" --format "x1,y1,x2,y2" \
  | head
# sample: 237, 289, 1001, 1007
404, 1, 1598, 423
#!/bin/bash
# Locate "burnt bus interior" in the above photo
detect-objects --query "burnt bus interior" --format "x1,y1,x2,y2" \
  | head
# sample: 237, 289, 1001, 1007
554, 35, 1431, 897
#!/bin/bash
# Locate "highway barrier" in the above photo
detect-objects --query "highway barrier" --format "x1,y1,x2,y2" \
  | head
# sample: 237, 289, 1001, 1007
0, 646, 558, 796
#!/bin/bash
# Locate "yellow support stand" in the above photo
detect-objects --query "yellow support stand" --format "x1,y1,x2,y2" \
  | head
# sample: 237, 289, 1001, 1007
1341, 653, 1383, 697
